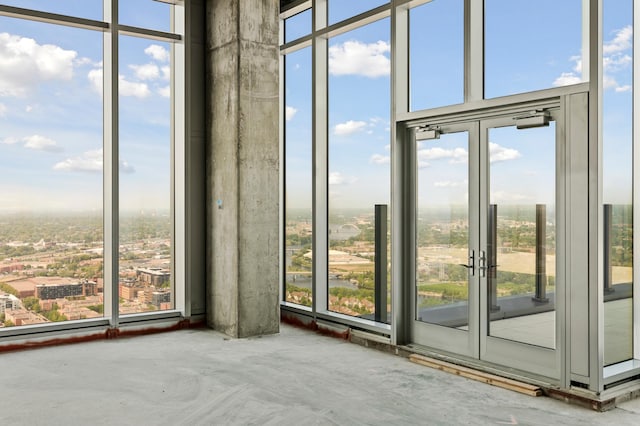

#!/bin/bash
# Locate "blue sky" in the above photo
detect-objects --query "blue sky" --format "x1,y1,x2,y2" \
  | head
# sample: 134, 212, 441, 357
0, 2, 172, 213
285, 1, 634, 209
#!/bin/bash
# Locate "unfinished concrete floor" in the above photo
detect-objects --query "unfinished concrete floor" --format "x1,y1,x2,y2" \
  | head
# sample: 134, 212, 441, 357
1, 323, 639, 425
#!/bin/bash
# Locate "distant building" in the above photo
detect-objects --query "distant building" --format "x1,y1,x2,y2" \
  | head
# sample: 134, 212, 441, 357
137, 268, 170, 287
35, 281, 97, 300
0, 263, 24, 274
151, 291, 171, 308
119, 281, 143, 301
0, 294, 21, 314
5, 308, 47, 326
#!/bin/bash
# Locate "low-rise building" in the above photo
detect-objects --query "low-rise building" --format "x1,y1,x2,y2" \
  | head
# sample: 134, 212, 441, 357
0, 294, 21, 314
137, 268, 170, 287
35, 281, 97, 300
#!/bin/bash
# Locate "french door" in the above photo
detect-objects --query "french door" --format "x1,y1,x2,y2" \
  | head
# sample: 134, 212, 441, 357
408, 107, 562, 379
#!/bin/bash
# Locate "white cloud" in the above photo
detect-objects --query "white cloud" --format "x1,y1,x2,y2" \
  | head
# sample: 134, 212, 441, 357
0, 103, 6, 117
556, 27, 633, 92
334, 120, 367, 136
328, 172, 356, 185
23, 135, 62, 152
161, 66, 170, 80
119, 76, 151, 98
603, 74, 619, 90
53, 148, 135, 173
553, 72, 582, 87
603, 53, 632, 74
87, 69, 152, 98
489, 142, 521, 163
130, 63, 160, 80
158, 85, 171, 98
145, 44, 170, 62
417, 146, 468, 166
329, 40, 390, 78
603, 25, 632, 55
88, 68, 103, 95
53, 149, 102, 172
286, 106, 297, 121
0, 32, 77, 97
88, 68, 152, 98
434, 180, 466, 188
120, 160, 135, 174
1, 136, 18, 145
370, 154, 390, 165
329, 172, 345, 185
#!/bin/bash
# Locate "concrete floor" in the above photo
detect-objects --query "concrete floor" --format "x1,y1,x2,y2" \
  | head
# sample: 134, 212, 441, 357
1, 324, 639, 425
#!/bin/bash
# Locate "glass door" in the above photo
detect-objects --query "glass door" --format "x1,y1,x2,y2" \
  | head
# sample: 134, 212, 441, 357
409, 108, 561, 379
479, 112, 560, 378
412, 120, 479, 358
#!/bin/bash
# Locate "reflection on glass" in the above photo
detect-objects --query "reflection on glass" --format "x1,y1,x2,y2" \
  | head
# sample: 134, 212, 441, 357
284, 47, 313, 307
118, 36, 172, 314
603, 0, 633, 366
328, 0, 389, 25
0, 19, 103, 327
119, 0, 171, 33
416, 132, 469, 328
285, 9, 312, 43
488, 124, 556, 349
485, 0, 582, 98
328, 19, 390, 321
409, 0, 463, 111
0, 1, 102, 20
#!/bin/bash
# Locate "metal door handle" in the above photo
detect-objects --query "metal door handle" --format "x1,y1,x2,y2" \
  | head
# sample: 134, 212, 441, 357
479, 251, 498, 277
458, 250, 475, 276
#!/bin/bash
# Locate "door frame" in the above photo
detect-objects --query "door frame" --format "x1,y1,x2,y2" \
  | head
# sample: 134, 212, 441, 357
409, 120, 480, 359
478, 111, 564, 380
399, 98, 567, 381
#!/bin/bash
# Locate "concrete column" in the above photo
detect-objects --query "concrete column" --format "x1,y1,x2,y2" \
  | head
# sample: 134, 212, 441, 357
205, 0, 280, 337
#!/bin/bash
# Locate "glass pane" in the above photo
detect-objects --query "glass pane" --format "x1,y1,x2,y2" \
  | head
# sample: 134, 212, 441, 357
485, 0, 583, 98
328, 0, 389, 25
285, 9, 312, 43
284, 47, 312, 307
416, 132, 470, 328
409, 0, 463, 111
487, 123, 556, 349
602, 0, 633, 366
119, 0, 171, 33
0, 18, 103, 327
328, 18, 390, 321
0, 1, 102, 20
118, 36, 172, 315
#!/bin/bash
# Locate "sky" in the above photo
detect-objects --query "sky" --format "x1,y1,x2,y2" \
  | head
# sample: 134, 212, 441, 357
0, 1, 633, 214
285, 0, 634, 210
0, 1, 173, 213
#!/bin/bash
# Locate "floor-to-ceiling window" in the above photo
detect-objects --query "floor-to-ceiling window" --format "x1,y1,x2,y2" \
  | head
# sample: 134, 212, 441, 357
281, 1, 391, 325
0, 1, 186, 331
280, 0, 640, 393
602, 0, 634, 368
283, 42, 313, 308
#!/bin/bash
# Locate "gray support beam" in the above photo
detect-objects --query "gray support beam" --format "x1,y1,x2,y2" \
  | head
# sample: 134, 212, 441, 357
206, 0, 280, 338
185, 0, 207, 317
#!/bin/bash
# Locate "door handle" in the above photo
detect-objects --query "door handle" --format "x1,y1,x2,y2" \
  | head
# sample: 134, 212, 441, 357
458, 250, 475, 276
479, 250, 498, 277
